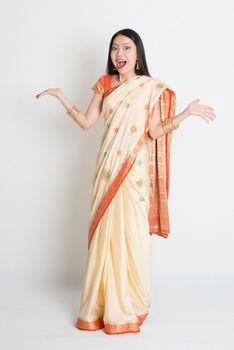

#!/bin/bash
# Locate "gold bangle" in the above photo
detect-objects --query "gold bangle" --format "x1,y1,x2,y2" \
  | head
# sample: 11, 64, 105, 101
171, 118, 179, 129
162, 119, 173, 133
66, 106, 80, 115
161, 118, 178, 134
66, 105, 82, 122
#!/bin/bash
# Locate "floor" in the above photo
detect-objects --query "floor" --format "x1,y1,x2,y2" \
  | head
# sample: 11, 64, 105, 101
0, 272, 233, 350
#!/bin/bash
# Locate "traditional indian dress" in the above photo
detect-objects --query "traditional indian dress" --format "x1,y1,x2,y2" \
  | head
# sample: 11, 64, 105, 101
75, 74, 176, 335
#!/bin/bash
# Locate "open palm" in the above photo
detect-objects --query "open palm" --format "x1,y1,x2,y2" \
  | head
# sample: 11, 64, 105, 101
35, 88, 62, 99
188, 99, 216, 123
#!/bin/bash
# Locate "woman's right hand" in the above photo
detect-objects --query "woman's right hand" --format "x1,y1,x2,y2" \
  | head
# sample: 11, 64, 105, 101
35, 88, 63, 100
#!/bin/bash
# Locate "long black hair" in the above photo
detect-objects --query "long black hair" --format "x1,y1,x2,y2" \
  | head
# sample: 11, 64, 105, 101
106, 28, 151, 77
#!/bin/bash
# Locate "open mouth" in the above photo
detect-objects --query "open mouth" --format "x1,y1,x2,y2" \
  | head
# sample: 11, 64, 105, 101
116, 60, 127, 69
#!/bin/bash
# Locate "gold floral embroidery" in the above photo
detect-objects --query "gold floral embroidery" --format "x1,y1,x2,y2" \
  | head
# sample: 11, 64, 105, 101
130, 125, 137, 134
114, 127, 119, 133
136, 180, 143, 187
156, 82, 164, 89
102, 169, 111, 180
144, 104, 149, 110
108, 108, 113, 114
88, 80, 175, 249
88, 130, 147, 249
139, 82, 144, 87
117, 149, 122, 155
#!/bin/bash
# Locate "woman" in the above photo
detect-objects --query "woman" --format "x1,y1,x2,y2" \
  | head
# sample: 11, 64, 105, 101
36, 28, 216, 335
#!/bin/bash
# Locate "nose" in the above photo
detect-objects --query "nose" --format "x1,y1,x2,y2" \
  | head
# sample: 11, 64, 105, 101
115, 48, 124, 56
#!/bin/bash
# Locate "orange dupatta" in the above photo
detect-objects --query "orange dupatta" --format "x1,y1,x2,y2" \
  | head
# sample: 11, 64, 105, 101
145, 88, 176, 237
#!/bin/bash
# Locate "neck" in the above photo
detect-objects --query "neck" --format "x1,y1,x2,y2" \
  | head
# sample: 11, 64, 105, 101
118, 71, 137, 82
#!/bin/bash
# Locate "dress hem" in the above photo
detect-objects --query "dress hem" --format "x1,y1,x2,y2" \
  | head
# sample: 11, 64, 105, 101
75, 312, 148, 335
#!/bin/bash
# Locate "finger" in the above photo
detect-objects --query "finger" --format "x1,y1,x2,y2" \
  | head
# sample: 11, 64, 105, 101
203, 112, 214, 121
41, 89, 50, 95
36, 93, 43, 98
204, 111, 216, 118
191, 98, 200, 104
200, 107, 216, 116
207, 111, 216, 117
38, 92, 48, 97
209, 113, 216, 119
200, 115, 209, 123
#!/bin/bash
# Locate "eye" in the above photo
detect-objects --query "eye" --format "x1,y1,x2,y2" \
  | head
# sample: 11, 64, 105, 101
111, 47, 117, 50
124, 46, 131, 50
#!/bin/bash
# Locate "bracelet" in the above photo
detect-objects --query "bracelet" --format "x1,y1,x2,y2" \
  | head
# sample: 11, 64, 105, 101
161, 119, 174, 134
161, 118, 179, 134
66, 105, 82, 121
66, 105, 80, 115
171, 117, 179, 129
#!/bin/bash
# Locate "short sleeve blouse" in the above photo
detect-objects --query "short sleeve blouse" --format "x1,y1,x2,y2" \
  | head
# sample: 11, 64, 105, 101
92, 75, 116, 96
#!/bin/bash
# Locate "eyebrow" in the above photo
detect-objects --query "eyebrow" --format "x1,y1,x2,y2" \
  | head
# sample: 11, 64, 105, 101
112, 43, 132, 46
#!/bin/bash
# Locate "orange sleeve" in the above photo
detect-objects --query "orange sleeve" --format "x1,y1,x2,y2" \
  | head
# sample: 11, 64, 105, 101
92, 75, 106, 96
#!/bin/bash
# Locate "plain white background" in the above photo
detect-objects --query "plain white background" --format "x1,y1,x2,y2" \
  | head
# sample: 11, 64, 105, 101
0, 0, 233, 349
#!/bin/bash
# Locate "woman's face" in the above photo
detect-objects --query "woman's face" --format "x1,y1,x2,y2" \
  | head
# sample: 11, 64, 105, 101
110, 34, 138, 75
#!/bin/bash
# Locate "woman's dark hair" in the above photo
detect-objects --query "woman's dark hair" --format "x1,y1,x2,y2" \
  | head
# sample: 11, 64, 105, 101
106, 28, 151, 77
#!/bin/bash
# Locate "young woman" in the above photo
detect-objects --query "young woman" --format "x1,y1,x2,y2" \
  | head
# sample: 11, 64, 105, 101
36, 28, 216, 335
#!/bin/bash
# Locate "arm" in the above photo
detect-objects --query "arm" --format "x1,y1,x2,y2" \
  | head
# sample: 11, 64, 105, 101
57, 91, 103, 130
148, 98, 216, 140
35, 88, 103, 130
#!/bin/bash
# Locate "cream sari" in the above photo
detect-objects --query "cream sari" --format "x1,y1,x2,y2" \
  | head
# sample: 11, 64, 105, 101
75, 74, 176, 335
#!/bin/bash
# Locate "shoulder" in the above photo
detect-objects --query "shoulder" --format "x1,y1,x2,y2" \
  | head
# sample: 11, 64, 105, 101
150, 76, 175, 94
96, 74, 112, 86
92, 74, 112, 95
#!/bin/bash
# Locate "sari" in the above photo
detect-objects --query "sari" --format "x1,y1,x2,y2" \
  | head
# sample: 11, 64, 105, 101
75, 74, 176, 335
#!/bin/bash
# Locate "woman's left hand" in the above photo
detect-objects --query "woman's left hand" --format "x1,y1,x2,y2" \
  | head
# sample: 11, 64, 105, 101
187, 99, 216, 123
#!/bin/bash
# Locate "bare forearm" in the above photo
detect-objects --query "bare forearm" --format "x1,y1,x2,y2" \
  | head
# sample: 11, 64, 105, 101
149, 107, 190, 139
172, 106, 190, 124
57, 93, 88, 130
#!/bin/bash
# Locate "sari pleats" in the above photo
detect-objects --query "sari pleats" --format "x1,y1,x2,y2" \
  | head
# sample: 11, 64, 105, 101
76, 144, 152, 334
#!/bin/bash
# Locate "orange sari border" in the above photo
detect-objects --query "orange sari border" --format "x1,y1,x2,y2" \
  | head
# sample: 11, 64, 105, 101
76, 317, 104, 331
145, 88, 176, 238
76, 312, 148, 335
88, 131, 147, 249
88, 78, 176, 249
104, 321, 140, 335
